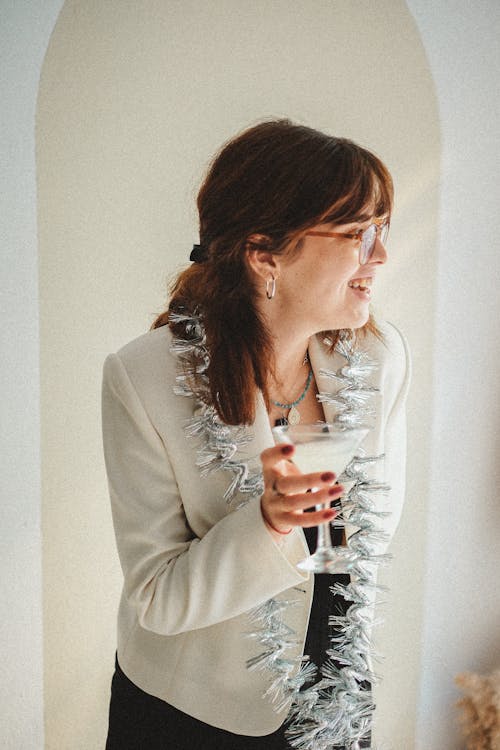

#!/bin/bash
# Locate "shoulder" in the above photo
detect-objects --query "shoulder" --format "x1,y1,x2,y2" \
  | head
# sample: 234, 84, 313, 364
363, 320, 410, 370
361, 319, 412, 409
103, 325, 176, 398
115, 325, 172, 368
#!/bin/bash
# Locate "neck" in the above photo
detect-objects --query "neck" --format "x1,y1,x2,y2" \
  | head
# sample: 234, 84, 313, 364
270, 331, 310, 390
260, 298, 313, 392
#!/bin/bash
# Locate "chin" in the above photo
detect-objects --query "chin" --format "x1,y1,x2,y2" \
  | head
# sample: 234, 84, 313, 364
331, 307, 370, 331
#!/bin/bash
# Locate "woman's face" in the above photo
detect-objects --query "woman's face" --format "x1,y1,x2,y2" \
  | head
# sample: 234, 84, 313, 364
277, 214, 388, 333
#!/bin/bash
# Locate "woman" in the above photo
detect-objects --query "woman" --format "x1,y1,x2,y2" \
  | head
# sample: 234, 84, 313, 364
102, 119, 410, 749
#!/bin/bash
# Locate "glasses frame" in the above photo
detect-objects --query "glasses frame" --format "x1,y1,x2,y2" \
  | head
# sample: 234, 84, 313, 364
305, 220, 389, 265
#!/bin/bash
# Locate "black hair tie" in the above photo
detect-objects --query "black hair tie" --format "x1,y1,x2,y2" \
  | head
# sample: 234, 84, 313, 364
190, 244, 207, 263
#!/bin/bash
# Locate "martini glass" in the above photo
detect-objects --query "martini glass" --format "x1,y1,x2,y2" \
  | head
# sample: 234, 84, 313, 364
272, 423, 369, 574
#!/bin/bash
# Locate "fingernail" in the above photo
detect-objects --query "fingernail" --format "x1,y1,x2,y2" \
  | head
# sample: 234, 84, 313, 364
324, 510, 336, 520
328, 485, 344, 496
281, 444, 294, 455
321, 472, 335, 481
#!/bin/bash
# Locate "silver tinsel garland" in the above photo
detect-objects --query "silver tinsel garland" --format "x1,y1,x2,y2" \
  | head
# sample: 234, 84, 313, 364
170, 313, 391, 750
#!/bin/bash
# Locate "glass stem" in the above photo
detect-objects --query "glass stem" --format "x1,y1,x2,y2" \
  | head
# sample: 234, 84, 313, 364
316, 503, 334, 549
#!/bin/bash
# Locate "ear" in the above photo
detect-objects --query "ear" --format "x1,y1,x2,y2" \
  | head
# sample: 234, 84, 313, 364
244, 234, 281, 282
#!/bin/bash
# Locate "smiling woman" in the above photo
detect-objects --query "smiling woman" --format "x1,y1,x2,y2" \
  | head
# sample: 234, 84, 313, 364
102, 120, 410, 750
158, 120, 394, 427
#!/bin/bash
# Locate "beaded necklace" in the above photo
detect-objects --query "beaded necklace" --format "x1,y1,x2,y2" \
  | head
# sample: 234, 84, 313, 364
270, 368, 313, 425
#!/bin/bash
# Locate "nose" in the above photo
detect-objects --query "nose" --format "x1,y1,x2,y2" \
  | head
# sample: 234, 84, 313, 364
371, 235, 388, 265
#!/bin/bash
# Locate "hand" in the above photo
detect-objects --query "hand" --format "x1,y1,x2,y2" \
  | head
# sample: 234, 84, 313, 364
259, 443, 344, 536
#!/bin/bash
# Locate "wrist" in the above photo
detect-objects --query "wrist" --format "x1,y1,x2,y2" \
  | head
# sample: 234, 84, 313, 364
261, 503, 292, 536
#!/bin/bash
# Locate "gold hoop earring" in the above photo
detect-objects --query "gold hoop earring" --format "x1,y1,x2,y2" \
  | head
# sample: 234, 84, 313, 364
266, 276, 276, 300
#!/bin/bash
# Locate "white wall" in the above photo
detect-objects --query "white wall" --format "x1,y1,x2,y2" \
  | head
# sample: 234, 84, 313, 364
406, 2, 500, 748
0, 2, 64, 748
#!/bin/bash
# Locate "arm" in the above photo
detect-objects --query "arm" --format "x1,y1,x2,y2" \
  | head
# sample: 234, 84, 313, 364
102, 352, 307, 637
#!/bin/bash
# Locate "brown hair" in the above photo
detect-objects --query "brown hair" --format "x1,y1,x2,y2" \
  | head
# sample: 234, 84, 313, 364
152, 119, 393, 425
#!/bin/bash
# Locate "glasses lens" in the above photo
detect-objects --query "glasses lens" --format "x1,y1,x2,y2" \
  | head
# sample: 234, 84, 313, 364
360, 224, 377, 264
380, 222, 389, 245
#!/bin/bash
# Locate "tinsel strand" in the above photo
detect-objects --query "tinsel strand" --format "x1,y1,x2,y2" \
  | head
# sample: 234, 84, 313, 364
170, 314, 391, 750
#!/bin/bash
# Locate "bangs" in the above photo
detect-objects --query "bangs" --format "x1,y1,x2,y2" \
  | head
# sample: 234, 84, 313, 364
366, 150, 393, 218
317, 145, 393, 227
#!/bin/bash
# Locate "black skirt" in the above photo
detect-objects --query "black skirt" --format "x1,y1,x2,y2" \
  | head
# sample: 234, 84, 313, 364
106, 526, 371, 749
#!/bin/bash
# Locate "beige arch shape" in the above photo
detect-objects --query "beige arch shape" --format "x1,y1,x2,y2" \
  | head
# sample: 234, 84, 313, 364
37, 2, 439, 747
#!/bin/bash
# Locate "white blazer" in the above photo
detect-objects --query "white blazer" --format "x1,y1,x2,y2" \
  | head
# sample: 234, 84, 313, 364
101, 320, 411, 736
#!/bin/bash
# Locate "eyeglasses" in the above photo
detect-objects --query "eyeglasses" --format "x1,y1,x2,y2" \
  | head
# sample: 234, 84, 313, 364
305, 221, 389, 265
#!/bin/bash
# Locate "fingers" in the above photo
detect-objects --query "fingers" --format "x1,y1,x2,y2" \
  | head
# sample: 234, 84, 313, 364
261, 444, 338, 491
294, 506, 338, 528
278, 483, 344, 513
271, 470, 337, 497
268, 484, 344, 530
260, 443, 296, 473
259, 443, 345, 533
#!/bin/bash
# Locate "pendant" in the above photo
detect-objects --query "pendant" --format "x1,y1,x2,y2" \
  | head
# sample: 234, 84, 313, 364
287, 405, 301, 425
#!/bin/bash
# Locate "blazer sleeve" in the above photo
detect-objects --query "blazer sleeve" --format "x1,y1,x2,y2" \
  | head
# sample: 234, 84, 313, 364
102, 352, 307, 637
